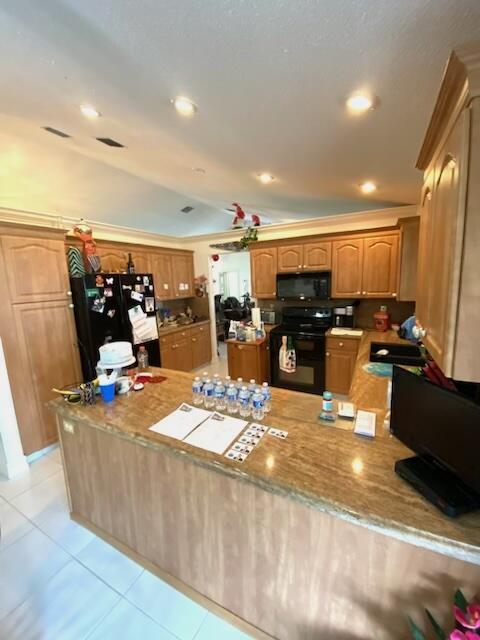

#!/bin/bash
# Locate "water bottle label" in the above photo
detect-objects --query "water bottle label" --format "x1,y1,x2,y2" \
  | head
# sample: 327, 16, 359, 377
204, 388, 213, 396
240, 396, 249, 405
252, 398, 264, 409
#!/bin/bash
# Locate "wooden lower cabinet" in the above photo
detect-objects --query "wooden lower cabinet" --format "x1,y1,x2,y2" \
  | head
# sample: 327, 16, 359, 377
11, 300, 81, 453
160, 323, 211, 372
325, 336, 359, 395
227, 340, 268, 383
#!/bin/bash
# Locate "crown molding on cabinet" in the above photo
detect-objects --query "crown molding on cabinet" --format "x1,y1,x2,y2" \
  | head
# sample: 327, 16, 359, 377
0, 204, 418, 248
417, 43, 480, 170
0, 207, 183, 249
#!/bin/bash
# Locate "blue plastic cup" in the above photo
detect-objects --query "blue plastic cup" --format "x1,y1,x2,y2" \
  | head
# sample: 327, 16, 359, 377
100, 382, 116, 403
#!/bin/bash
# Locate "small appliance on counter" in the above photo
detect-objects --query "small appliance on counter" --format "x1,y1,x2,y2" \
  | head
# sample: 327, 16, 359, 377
333, 305, 355, 328
260, 309, 277, 325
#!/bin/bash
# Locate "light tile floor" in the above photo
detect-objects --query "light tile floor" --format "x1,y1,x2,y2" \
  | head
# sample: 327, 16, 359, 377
0, 448, 252, 640
192, 341, 229, 379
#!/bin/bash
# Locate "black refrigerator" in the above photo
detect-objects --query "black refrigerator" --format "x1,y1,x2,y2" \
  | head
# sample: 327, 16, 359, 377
70, 273, 161, 380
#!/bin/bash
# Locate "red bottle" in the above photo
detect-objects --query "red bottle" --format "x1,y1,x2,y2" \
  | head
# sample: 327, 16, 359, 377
373, 305, 390, 332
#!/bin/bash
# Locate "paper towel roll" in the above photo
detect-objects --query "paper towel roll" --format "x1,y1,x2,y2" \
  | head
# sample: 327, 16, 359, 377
251, 307, 261, 327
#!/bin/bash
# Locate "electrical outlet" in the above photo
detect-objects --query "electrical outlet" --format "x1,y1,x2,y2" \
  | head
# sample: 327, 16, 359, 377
63, 420, 75, 434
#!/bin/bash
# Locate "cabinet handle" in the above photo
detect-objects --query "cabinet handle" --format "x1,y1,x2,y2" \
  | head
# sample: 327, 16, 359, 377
176, 294, 179, 297
326, 352, 330, 357
181, 332, 186, 336
303, 264, 306, 268
237, 345, 244, 350
67, 291, 72, 296
172, 344, 178, 349
192, 338, 197, 342
392, 292, 397, 297
68, 303, 74, 309
362, 291, 366, 295
199, 327, 204, 332
356, 291, 361, 294
298, 264, 302, 268
339, 342, 344, 347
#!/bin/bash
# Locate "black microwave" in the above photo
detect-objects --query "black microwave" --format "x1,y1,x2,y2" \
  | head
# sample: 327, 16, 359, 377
276, 271, 331, 300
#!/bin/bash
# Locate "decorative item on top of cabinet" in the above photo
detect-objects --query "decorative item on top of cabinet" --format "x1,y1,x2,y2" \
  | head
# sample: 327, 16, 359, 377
325, 336, 359, 395
331, 238, 364, 298
250, 246, 277, 298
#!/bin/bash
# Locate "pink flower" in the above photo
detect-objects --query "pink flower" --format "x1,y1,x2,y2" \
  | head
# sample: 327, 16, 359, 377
454, 605, 480, 630
450, 631, 478, 640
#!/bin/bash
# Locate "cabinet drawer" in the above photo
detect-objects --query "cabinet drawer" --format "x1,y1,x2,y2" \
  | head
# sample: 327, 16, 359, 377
326, 337, 359, 353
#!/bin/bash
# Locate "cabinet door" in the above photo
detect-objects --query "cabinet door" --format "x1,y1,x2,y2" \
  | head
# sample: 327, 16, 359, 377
11, 300, 81, 454
415, 180, 433, 328
331, 239, 363, 298
1, 236, 70, 303
397, 219, 420, 301
172, 254, 194, 298
277, 245, 303, 273
227, 342, 258, 380
151, 253, 173, 299
97, 247, 127, 273
250, 247, 277, 298
172, 336, 193, 371
362, 234, 399, 297
130, 251, 151, 274
424, 141, 462, 368
303, 241, 332, 270
191, 326, 211, 369
325, 349, 356, 395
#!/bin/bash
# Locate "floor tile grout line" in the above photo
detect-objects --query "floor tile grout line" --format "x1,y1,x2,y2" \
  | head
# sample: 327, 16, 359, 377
1, 464, 64, 504
191, 609, 211, 640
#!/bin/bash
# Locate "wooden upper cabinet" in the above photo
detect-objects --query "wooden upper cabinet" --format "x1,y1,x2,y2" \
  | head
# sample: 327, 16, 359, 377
423, 142, 461, 368
97, 246, 127, 273
331, 239, 363, 298
130, 251, 151, 274
415, 179, 434, 332
151, 252, 173, 299
278, 245, 303, 272
303, 241, 332, 270
250, 247, 277, 298
397, 218, 420, 301
171, 253, 194, 298
362, 235, 399, 298
1, 235, 70, 303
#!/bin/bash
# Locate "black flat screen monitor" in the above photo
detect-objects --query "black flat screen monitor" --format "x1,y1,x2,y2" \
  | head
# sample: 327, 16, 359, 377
391, 366, 480, 495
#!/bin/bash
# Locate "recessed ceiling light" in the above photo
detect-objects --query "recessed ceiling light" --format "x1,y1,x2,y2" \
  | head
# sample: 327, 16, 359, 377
360, 181, 377, 194
257, 173, 275, 184
346, 93, 374, 113
172, 96, 197, 116
80, 104, 101, 119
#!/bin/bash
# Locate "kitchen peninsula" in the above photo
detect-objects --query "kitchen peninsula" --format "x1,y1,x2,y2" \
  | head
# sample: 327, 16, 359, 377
50, 332, 480, 640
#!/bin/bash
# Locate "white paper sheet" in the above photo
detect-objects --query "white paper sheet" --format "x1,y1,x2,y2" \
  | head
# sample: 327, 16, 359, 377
183, 412, 248, 454
149, 403, 211, 440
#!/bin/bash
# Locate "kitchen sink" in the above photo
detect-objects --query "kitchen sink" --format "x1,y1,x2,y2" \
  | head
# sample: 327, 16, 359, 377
369, 342, 425, 366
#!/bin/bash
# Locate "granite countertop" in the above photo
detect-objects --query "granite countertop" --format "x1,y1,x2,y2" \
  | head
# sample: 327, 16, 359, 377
49, 330, 480, 565
158, 318, 210, 336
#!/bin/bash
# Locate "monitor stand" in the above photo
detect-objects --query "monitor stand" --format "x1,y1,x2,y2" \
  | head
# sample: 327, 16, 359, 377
395, 455, 480, 518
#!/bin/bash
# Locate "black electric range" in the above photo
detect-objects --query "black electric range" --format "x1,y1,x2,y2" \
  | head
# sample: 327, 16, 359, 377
269, 307, 332, 395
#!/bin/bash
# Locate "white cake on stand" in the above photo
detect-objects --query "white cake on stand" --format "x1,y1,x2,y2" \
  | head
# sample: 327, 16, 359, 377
97, 342, 136, 370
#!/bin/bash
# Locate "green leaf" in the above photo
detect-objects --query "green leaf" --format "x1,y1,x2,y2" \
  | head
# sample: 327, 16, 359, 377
454, 589, 468, 613
408, 616, 427, 640
425, 608, 446, 640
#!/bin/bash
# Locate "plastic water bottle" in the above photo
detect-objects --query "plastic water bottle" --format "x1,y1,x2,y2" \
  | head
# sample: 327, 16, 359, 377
247, 379, 256, 397
224, 375, 231, 387
213, 373, 220, 386
235, 377, 244, 391
137, 346, 149, 372
203, 379, 215, 409
261, 382, 272, 413
192, 376, 203, 406
239, 386, 251, 418
226, 383, 238, 414
251, 388, 265, 421
201, 371, 209, 385
214, 381, 226, 411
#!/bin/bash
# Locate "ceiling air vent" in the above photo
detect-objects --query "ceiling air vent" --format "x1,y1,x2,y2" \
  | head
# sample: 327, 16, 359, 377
96, 137, 124, 148
43, 126, 71, 138
181, 206, 194, 213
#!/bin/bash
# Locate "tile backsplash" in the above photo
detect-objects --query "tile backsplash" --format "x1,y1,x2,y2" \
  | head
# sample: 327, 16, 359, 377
257, 298, 415, 329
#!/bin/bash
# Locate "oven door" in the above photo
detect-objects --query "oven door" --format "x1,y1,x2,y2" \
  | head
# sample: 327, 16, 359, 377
269, 330, 326, 395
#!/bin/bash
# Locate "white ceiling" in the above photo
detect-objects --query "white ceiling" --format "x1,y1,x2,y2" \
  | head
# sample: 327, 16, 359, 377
1, 0, 480, 236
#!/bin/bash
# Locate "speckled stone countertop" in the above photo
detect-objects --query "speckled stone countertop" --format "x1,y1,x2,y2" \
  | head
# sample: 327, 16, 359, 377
158, 318, 210, 336
49, 330, 480, 566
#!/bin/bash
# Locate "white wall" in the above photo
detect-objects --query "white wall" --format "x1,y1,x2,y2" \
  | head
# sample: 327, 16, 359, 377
0, 338, 28, 478
211, 252, 251, 299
